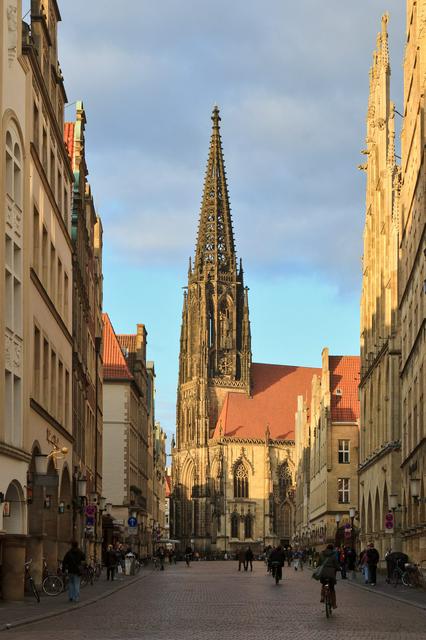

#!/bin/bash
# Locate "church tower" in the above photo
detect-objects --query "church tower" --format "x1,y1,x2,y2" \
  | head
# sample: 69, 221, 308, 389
173, 107, 252, 550
177, 106, 251, 448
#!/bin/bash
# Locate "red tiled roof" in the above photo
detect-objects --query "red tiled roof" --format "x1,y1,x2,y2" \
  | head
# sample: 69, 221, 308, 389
212, 363, 321, 441
102, 313, 133, 381
329, 355, 360, 423
117, 334, 137, 372
63, 122, 75, 163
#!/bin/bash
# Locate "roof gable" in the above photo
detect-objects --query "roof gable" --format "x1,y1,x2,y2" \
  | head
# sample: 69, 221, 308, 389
102, 313, 133, 381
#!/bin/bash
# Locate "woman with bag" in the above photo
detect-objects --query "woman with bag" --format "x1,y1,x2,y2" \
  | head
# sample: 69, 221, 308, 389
313, 543, 340, 609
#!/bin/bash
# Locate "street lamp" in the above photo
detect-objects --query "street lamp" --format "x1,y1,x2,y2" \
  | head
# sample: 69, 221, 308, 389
349, 508, 356, 549
335, 514, 340, 546
389, 494, 399, 511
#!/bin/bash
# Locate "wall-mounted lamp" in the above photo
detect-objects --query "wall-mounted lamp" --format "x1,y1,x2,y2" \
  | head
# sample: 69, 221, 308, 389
77, 478, 87, 498
35, 447, 68, 478
335, 514, 341, 524
99, 496, 107, 511
58, 501, 65, 514
349, 508, 356, 519
410, 478, 426, 504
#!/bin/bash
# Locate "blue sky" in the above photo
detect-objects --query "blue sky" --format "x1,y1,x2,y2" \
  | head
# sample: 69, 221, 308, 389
52, 1, 405, 441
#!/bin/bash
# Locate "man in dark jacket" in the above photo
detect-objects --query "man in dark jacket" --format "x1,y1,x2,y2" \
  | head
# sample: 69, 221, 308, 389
245, 546, 254, 572
366, 542, 380, 585
319, 544, 340, 609
237, 548, 246, 571
63, 541, 85, 602
105, 544, 117, 581
270, 545, 286, 581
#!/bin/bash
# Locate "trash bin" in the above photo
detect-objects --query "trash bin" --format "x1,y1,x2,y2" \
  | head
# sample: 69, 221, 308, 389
125, 553, 135, 575
385, 551, 408, 582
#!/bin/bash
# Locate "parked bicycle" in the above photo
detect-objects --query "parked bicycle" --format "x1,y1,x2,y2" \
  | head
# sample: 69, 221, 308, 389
81, 563, 95, 587
392, 560, 426, 588
42, 558, 64, 596
24, 559, 40, 603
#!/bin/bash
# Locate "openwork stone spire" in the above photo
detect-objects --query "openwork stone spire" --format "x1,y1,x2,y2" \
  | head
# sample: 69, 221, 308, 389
194, 106, 236, 276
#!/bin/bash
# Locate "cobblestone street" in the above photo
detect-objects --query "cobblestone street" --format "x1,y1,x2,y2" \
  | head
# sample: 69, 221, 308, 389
4, 562, 426, 640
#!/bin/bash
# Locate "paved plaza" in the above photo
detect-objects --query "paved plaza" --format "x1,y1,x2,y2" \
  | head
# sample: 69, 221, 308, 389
2, 561, 426, 640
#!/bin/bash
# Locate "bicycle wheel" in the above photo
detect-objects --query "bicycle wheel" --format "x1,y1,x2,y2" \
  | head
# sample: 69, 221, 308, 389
30, 578, 40, 603
402, 571, 411, 587
391, 569, 400, 587
325, 593, 332, 618
43, 574, 64, 596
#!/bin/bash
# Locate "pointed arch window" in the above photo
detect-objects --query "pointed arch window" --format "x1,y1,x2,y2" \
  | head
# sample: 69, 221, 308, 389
278, 462, 292, 501
231, 512, 239, 538
244, 514, 253, 539
234, 463, 248, 498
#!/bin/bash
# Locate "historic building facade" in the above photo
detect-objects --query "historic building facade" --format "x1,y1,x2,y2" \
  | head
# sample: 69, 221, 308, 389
64, 101, 103, 559
0, 0, 31, 601
172, 109, 322, 554
295, 349, 360, 552
358, 14, 402, 558
25, 0, 74, 589
399, 0, 426, 561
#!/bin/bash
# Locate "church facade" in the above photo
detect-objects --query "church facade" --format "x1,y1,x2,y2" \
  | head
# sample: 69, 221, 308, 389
171, 108, 320, 553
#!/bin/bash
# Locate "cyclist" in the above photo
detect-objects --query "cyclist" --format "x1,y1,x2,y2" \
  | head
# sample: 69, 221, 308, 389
269, 544, 286, 582
319, 543, 339, 609
184, 545, 193, 567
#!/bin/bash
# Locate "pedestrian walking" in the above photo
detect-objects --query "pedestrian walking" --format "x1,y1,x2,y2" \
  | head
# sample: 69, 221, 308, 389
157, 546, 166, 571
62, 541, 85, 603
359, 547, 369, 584
245, 546, 254, 572
338, 546, 347, 579
105, 544, 117, 581
366, 542, 380, 586
345, 546, 357, 580
237, 548, 246, 571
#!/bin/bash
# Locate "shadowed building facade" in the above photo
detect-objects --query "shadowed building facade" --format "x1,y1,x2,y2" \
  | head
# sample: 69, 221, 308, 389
172, 109, 320, 553
358, 14, 402, 558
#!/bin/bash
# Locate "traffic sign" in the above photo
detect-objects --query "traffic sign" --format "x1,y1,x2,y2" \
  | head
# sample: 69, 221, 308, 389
85, 504, 97, 517
385, 511, 394, 531
128, 516, 137, 528
128, 526, 138, 535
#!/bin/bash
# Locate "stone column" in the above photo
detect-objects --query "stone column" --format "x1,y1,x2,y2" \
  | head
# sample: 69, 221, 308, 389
26, 534, 45, 588
1, 535, 27, 601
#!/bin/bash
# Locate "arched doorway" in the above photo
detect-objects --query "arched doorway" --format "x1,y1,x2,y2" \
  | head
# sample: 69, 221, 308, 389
3, 480, 25, 534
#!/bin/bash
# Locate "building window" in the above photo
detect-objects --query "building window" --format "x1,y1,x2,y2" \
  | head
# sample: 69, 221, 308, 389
338, 440, 350, 464
278, 461, 292, 500
244, 514, 253, 539
338, 478, 350, 504
231, 512, 239, 538
234, 463, 248, 498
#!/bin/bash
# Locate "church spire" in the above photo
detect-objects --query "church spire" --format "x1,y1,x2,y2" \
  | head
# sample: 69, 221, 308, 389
193, 106, 236, 277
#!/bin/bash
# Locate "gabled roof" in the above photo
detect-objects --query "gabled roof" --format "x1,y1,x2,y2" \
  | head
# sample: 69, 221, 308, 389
212, 362, 321, 441
329, 355, 360, 423
102, 313, 133, 381
117, 334, 137, 372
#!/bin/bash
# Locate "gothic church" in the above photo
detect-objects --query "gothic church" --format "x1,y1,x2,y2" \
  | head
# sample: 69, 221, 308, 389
171, 108, 319, 553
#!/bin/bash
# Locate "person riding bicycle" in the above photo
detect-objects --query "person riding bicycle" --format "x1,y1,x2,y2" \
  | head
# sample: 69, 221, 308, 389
184, 545, 193, 567
319, 543, 339, 609
269, 545, 286, 581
